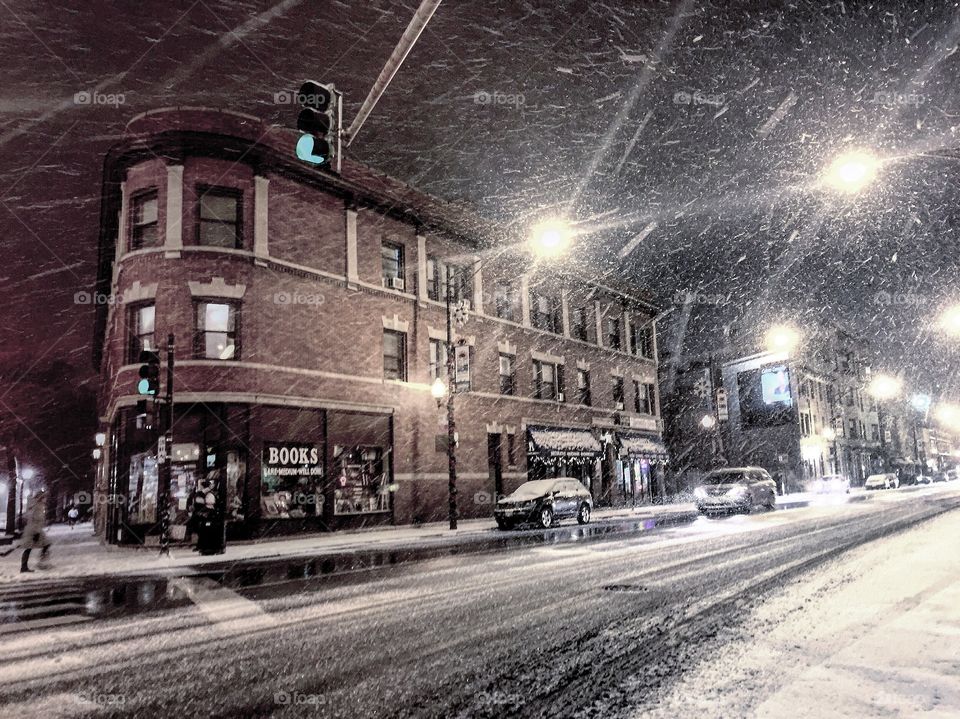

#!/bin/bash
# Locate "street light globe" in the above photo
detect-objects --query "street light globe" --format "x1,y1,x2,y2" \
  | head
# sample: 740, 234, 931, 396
939, 305, 960, 338
822, 427, 837, 441
699, 414, 717, 430
21, 468, 35, 481
935, 403, 960, 430
94, 432, 107, 447
92, 448, 102, 460
867, 373, 902, 401
430, 377, 448, 401
911, 393, 932, 412
824, 150, 880, 193
764, 324, 800, 355
530, 219, 572, 259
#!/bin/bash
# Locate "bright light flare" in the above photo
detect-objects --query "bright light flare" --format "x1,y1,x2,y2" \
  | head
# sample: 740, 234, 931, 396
529, 219, 573, 259
699, 414, 717, 430
765, 324, 801, 355
939, 305, 960, 338
823, 150, 881, 194
430, 377, 448, 400
935, 403, 960, 431
867, 373, 902, 401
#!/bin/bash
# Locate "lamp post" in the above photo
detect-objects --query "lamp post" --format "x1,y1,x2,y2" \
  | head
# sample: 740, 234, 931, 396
439, 218, 573, 530
19, 467, 34, 532
867, 373, 902, 472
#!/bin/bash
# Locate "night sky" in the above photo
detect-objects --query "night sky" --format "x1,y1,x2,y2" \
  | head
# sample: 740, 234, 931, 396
1, 0, 959, 489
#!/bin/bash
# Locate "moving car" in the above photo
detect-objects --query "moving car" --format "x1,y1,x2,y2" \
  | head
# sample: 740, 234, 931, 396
494, 478, 593, 530
694, 467, 777, 516
947, 469, 960, 481
932, 472, 948, 483
864, 473, 899, 490
810, 474, 850, 494
915, 474, 934, 485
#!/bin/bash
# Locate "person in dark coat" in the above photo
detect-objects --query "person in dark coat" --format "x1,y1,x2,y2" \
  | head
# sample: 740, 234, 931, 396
21, 489, 51, 573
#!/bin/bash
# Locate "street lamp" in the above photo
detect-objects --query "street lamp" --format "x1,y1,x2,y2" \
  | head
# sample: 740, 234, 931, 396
699, 414, 717, 430
94, 432, 106, 447
529, 218, 573, 259
938, 305, 960, 338
823, 149, 881, 194
18, 467, 34, 533
764, 324, 800, 355
867, 373, 902, 401
430, 377, 447, 405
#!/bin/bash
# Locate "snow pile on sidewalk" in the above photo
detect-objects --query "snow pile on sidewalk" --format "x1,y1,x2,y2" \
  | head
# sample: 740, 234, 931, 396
631, 511, 960, 718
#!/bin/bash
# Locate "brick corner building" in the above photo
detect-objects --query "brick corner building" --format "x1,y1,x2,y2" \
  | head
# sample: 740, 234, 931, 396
91, 108, 667, 544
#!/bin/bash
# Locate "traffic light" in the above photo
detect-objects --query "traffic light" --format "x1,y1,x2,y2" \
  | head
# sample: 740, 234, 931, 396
137, 350, 160, 396
295, 80, 338, 170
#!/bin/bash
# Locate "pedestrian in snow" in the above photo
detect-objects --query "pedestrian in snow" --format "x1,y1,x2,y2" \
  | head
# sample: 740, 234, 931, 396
67, 505, 79, 528
21, 489, 51, 573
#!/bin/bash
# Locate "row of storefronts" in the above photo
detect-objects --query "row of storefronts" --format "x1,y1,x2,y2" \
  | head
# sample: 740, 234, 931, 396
101, 406, 668, 544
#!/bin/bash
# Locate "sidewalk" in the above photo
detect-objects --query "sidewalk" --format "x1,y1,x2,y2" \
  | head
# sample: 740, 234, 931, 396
0, 491, 838, 584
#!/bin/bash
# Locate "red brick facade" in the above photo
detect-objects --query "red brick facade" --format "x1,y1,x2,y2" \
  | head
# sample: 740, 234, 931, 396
92, 108, 665, 542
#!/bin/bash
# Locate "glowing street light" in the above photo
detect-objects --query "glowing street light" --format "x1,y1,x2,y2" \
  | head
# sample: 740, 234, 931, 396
822, 427, 837, 441
529, 218, 573, 259
699, 414, 717, 430
823, 150, 881, 194
94, 432, 107, 447
430, 377, 447, 404
938, 305, 960, 338
867, 373, 902, 401
764, 324, 801, 355
911, 393, 932, 413
20, 468, 34, 481
935, 403, 960, 431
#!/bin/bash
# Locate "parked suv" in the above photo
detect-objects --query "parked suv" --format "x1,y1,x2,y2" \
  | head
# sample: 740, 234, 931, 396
694, 467, 778, 516
494, 478, 593, 530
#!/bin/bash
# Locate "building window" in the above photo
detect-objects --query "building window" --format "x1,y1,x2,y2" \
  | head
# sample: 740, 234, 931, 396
197, 187, 241, 248
571, 307, 589, 342
531, 292, 561, 333
383, 330, 407, 381
494, 282, 517, 322
194, 301, 238, 360
643, 383, 657, 415
428, 338, 447, 380
506, 433, 517, 466
613, 376, 625, 407
633, 380, 642, 413
128, 303, 155, 362
606, 316, 621, 350
499, 354, 515, 395
848, 419, 858, 439
130, 190, 159, 250
381, 242, 404, 287
631, 321, 653, 358
577, 368, 591, 406
427, 258, 471, 303
534, 360, 557, 400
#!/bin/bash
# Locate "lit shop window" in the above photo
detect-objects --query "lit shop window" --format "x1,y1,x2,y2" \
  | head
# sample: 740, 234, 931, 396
130, 190, 159, 250
333, 445, 390, 515
195, 301, 239, 360
127, 452, 158, 524
260, 442, 324, 519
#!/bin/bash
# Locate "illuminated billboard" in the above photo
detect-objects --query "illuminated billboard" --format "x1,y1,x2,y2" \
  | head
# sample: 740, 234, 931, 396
737, 365, 795, 427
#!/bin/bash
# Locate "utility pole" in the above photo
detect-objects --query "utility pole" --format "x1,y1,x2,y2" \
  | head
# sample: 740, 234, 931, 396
4, 441, 16, 536
158, 333, 174, 556
445, 280, 458, 530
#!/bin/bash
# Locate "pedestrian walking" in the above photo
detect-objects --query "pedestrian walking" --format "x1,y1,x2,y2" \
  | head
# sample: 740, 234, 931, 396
21, 489, 51, 573
67, 505, 79, 528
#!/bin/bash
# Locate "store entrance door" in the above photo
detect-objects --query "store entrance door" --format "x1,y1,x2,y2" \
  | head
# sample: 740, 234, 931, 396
487, 433, 504, 500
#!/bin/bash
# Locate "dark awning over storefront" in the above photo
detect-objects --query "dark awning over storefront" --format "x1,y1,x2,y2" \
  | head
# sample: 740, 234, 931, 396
618, 433, 669, 462
528, 427, 603, 459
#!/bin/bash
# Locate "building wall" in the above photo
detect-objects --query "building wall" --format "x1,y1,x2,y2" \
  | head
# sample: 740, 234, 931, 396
93, 108, 664, 535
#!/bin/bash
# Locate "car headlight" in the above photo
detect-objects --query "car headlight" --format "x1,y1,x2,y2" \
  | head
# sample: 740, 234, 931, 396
694, 487, 707, 499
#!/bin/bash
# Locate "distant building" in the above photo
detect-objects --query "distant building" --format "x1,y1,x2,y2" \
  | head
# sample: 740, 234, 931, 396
90, 108, 667, 544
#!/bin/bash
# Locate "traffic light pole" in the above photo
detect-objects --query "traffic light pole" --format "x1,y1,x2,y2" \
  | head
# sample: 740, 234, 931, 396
445, 284, 458, 530
158, 333, 174, 556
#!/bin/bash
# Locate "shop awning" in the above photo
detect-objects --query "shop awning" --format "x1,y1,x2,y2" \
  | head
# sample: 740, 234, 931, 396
528, 428, 603, 458
618, 433, 669, 462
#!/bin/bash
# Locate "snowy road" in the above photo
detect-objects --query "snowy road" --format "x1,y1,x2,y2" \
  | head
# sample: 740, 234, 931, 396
1, 485, 958, 718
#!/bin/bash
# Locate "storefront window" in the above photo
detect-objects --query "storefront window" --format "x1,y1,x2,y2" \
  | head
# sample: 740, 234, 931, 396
334, 445, 390, 515
169, 443, 201, 526
127, 452, 158, 524
261, 442, 324, 518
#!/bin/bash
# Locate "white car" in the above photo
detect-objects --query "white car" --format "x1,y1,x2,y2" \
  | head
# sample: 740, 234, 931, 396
864, 473, 899, 490
810, 474, 850, 494
694, 467, 778, 515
